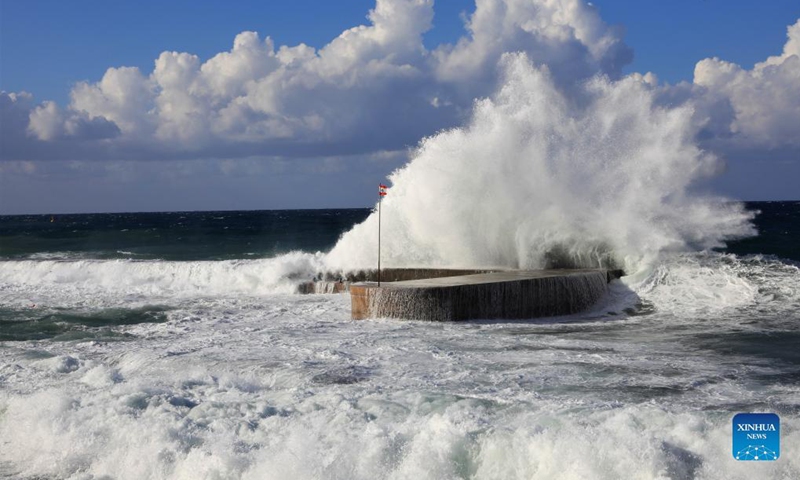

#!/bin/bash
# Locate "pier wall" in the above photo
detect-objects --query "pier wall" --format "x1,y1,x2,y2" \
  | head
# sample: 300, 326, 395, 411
350, 269, 618, 321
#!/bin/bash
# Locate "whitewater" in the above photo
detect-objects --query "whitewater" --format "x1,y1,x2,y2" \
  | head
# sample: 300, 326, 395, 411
2, 55, 799, 479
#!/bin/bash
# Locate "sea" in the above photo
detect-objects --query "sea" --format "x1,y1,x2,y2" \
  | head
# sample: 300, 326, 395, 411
0, 201, 798, 479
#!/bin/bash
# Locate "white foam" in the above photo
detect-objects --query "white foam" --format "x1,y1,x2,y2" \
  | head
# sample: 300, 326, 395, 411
2, 354, 798, 480
0, 252, 325, 308
30, 355, 81, 374
326, 55, 755, 275
2, 262, 800, 480
629, 252, 800, 317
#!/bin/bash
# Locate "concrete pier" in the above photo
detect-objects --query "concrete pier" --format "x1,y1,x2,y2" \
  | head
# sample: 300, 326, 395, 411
296, 268, 497, 294
350, 269, 621, 321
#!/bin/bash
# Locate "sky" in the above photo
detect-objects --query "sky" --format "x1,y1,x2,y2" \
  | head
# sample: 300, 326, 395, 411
1, 0, 799, 214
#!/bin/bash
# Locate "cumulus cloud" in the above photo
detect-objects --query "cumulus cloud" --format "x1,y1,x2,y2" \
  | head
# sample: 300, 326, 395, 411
3, 0, 631, 162
1, 91, 34, 141
692, 19, 800, 150
432, 0, 631, 95
1, 0, 798, 182
27, 100, 120, 141
70, 66, 153, 138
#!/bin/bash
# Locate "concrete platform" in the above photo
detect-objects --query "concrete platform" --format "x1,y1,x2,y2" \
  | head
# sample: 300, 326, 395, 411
296, 268, 497, 294
350, 269, 621, 321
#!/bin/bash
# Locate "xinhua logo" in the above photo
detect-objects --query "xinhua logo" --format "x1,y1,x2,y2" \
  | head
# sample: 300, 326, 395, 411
732, 413, 780, 461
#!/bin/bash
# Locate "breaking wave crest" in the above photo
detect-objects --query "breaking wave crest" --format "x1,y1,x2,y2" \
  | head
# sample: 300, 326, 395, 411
629, 252, 800, 318
325, 54, 755, 275
0, 253, 324, 307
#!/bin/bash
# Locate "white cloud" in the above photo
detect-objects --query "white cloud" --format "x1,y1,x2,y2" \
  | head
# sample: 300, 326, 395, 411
692, 19, 800, 149
200, 32, 280, 100
70, 66, 154, 137
433, 0, 631, 92
762, 19, 800, 67
27, 101, 63, 141
2, 0, 797, 193
26, 100, 120, 141
2, 91, 34, 144
6, 0, 630, 162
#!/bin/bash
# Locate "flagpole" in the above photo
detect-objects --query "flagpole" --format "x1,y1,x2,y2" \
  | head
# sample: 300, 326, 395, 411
377, 183, 388, 286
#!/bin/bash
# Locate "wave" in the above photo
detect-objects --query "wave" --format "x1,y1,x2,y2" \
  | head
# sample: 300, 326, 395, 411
3, 385, 799, 480
325, 54, 755, 276
2, 250, 797, 323
626, 252, 800, 318
0, 252, 325, 307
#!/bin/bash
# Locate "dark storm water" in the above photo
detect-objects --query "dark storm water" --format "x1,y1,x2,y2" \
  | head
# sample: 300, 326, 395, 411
1, 202, 797, 262
722, 201, 800, 262
1, 203, 800, 480
0, 208, 370, 340
0, 202, 797, 344
0, 209, 372, 261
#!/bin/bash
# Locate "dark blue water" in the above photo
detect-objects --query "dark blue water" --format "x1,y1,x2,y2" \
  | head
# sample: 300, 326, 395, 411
0, 202, 797, 342
1, 203, 799, 479
0, 209, 372, 261
0, 202, 797, 262
721, 201, 800, 262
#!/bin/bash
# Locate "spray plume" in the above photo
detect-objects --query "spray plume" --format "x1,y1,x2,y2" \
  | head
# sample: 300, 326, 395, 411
326, 54, 755, 275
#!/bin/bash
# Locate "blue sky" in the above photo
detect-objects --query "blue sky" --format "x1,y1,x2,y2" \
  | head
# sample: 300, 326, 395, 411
3, 0, 797, 104
1, 0, 799, 213
1, 1, 379, 104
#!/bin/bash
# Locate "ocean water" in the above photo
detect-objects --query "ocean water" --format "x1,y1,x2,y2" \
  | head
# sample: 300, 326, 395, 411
2, 58, 799, 479
0, 202, 798, 480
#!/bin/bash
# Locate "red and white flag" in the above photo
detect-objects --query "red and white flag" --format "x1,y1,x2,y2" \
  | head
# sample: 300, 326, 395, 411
378, 184, 388, 197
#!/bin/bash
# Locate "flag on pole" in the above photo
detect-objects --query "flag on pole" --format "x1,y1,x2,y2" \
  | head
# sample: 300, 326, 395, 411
377, 184, 388, 286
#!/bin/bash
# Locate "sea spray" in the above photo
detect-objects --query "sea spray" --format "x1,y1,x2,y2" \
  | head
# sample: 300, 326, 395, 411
326, 54, 755, 275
